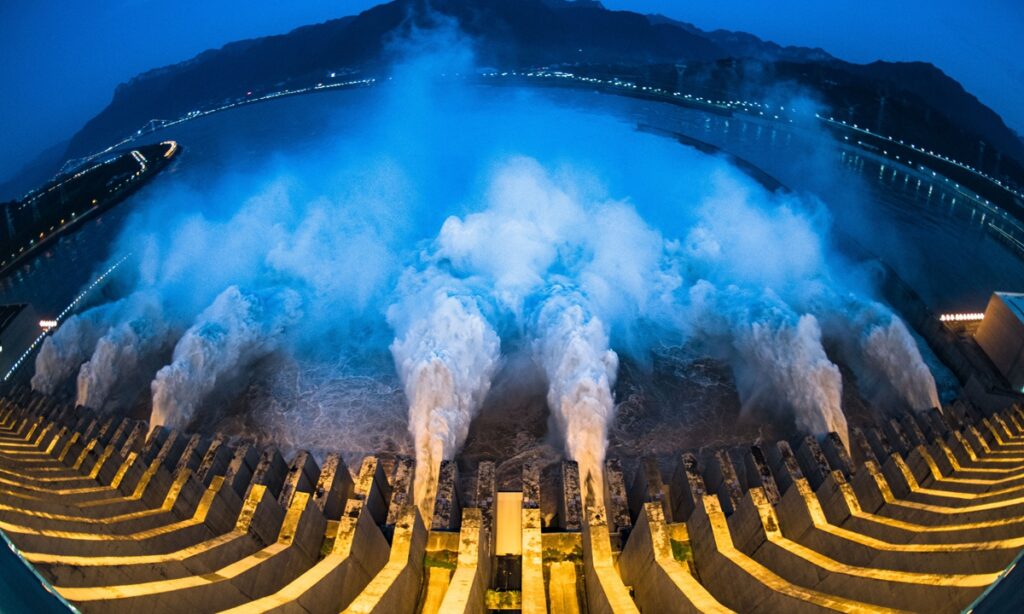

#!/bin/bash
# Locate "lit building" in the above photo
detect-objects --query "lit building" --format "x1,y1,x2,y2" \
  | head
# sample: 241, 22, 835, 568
974, 291, 1024, 391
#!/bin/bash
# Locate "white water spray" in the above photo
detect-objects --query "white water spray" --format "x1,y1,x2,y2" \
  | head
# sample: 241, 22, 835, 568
389, 278, 500, 516
863, 317, 940, 411
814, 295, 940, 413
690, 282, 849, 449
31, 308, 115, 395
150, 286, 302, 431
77, 292, 170, 411
533, 287, 618, 500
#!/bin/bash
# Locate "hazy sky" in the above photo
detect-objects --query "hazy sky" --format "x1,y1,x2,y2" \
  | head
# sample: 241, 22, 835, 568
1, 0, 1021, 186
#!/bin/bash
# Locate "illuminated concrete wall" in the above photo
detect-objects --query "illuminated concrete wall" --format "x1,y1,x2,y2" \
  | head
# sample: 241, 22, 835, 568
0, 389, 1022, 613
976, 291, 1024, 390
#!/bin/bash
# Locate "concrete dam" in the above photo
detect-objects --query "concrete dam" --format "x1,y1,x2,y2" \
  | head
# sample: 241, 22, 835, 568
1, 386, 1022, 613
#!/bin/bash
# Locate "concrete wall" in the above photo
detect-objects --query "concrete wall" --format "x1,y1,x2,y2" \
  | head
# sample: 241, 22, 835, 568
976, 293, 1024, 390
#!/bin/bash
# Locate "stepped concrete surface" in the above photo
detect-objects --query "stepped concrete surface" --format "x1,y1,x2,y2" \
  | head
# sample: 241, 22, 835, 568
1, 392, 1023, 612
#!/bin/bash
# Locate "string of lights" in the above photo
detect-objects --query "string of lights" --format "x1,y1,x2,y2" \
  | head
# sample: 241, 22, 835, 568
938, 312, 985, 322
2, 254, 131, 382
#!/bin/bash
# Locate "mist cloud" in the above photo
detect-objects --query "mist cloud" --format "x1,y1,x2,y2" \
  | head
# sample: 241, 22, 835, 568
29, 21, 945, 490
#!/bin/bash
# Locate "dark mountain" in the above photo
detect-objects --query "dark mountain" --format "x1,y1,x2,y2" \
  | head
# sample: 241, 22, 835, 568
0, 139, 70, 202
65, 0, 723, 159
841, 61, 1024, 166
60, 0, 1024, 190
646, 13, 834, 63
636, 11, 1023, 169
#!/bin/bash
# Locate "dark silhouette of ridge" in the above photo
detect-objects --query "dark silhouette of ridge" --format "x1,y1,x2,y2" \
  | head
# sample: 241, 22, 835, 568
50, 0, 1024, 191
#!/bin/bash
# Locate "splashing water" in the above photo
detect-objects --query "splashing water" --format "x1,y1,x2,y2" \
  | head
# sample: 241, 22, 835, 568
76, 291, 171, 411
32, 305, 120, 395
533, 286, 619, 500
810, 292, 941, 415
863, 317, 941, 411
150, 286, 302, 431
690, 281, 849, 449
389, 274, 500, 516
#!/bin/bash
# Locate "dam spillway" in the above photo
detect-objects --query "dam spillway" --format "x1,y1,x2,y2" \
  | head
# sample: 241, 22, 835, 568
1, 388, 1023, 612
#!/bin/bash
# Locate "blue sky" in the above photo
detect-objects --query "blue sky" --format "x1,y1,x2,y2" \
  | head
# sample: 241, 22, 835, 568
0, 0, 1021, 186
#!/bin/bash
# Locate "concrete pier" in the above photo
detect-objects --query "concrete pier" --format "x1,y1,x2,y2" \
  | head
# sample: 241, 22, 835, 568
344, 505, 426, 614
581, 504, 638, 614
618, 501, 732, 613
629, 456, 669, 522
436, 508, 489, 614
603, 458, 631, 540
559, 460, 582, 531
431, 460, 461, 532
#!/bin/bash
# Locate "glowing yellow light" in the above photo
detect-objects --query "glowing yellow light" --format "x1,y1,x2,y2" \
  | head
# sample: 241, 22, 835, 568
939, 313, 985, 322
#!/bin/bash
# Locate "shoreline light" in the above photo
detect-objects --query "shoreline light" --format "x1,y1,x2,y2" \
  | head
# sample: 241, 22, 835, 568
939, 313, 985, 322
3, 254, 131, 382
